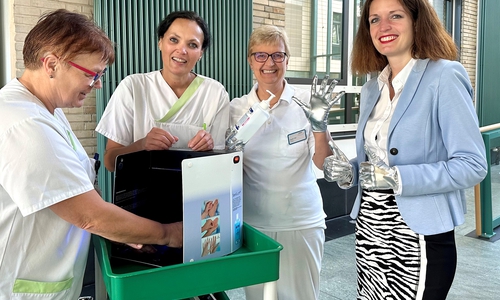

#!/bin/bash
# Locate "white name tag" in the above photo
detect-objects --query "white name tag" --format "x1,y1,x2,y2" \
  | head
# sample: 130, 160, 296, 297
288, 129, 307, 145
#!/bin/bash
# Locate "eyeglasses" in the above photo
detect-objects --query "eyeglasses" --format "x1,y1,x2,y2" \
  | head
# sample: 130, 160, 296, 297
67, 61, 107, 87
251, 52, 287, 63
41, 57, 106, 87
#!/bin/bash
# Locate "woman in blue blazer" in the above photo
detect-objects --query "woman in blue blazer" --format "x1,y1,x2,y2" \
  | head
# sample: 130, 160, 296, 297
320, 0, 487, 299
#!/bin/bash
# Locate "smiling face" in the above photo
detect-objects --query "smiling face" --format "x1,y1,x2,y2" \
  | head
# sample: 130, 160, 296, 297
368, 0, 414, 64
158, 18, 204, 77
248, 41, 288, 89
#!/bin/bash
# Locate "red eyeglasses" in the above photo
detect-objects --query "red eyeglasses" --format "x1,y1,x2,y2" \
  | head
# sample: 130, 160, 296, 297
41, 57, 107, 87
67, 61, 107, 87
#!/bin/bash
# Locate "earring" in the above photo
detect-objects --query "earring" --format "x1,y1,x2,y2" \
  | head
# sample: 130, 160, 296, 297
49, 75, 54, 79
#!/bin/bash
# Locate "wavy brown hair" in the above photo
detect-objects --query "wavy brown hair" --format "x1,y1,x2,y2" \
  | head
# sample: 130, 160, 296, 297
350, 0, 458, 75
23, 9, 115, 70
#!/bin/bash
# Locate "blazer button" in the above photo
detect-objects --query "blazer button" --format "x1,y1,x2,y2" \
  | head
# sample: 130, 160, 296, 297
390, 148, 398, 155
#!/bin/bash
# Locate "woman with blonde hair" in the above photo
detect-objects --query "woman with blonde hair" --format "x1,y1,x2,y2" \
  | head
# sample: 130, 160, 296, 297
229, 24, 343, 299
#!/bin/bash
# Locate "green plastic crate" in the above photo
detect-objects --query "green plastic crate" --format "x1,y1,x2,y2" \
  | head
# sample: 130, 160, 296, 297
94, 223, 282, 300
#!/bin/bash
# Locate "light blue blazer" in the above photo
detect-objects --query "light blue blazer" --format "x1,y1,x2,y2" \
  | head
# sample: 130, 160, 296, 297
349, 59, 487, 235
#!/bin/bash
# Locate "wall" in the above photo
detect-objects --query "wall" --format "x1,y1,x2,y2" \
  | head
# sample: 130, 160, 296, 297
253, 0, 285, 28
461, 0, 477, 91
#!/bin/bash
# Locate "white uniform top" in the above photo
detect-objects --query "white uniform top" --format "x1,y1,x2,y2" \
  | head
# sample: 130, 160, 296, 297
0, 79, 95, 299
96, 71, 230, 150
230, 81, 326, 231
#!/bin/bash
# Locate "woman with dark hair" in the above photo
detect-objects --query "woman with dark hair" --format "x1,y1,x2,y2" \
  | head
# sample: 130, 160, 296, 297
97, 10, 229, 172
0, 9, 182, 299
312, 0, 487, 299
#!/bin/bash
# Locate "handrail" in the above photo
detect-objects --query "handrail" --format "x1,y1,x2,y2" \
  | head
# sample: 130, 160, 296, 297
475, 123, 500, 237
480, 123, 500, 132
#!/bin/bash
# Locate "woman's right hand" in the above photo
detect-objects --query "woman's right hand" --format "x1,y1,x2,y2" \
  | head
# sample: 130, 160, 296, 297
323, 141, 354, 189
141, 127, 178, 150
163, 221, 183, 248
225, 127, 245, 151
188, 129, 214, 151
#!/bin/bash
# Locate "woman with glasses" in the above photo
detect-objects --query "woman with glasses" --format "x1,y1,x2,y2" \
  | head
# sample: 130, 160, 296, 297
229, 25, 342, 300
96, 10, 229, 172
0, 9, 182, 299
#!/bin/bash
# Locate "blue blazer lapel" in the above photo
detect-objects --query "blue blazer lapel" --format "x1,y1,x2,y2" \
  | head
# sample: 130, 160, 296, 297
388, 59, 430, 134
356, 80, 380, 161
358, 81, 380, 134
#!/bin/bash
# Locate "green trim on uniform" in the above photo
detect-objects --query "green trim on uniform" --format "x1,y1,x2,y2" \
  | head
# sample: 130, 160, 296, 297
13, 277, 73, 294
156, 76, 205, 123
66, 130, 76, 151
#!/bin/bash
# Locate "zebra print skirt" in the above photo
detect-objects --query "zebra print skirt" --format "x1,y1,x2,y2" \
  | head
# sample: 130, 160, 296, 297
355, 189, 420, 300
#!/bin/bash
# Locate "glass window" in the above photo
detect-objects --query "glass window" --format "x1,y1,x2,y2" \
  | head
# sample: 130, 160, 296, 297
331, 13, 342, 60
285, 0, 345, 83
284, 0, 461, 83
430, 0, 462, 52
284, 0, 461, 127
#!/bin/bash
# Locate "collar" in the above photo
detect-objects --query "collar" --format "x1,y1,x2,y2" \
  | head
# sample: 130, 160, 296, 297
377, 58, 417, 92
250, 79, 295, 107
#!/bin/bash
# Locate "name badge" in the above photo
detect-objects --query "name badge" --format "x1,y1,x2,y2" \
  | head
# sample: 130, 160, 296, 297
288, 129, 307, 145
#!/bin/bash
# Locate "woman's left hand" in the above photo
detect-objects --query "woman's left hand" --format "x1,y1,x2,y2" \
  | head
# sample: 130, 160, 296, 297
188, 130, 214, 151
359, 146, 399, 191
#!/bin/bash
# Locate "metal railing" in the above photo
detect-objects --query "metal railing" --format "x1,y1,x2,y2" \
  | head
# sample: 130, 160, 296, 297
475, 123, 500, 238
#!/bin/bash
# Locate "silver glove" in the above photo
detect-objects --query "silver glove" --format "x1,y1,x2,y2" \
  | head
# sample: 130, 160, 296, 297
225, 127, 245, 151
293, 75, 345, 132
359, 146, 399, 191
323, 140, 354, 189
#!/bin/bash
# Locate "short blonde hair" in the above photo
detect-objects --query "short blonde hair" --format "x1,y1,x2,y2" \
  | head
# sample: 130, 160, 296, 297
247, 25, 291, 58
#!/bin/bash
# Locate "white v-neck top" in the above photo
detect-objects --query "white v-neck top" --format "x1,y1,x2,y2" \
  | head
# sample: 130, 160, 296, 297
96, 71, 229, 149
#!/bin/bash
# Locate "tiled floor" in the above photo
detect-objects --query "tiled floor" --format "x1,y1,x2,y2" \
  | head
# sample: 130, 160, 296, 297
225, 187, 500, 299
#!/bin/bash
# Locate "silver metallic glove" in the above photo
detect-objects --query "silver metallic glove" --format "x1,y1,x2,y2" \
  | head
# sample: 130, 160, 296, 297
293, 75, 345, 132
359, 146, 399, 191
225, 127, 245, 151
323, 140, 354, 189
